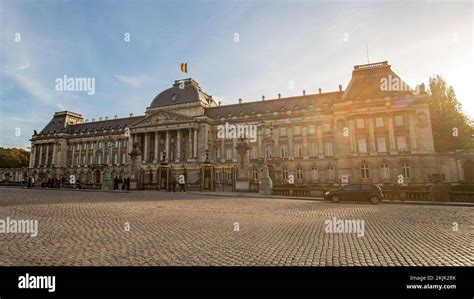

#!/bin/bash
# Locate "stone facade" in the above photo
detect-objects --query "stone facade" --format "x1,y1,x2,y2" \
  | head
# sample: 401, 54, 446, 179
3, 61, 474, 189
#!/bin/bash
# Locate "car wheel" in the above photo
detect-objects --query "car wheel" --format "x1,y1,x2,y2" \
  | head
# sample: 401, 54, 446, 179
369, 196, 380, 204
331, 195, 340, 203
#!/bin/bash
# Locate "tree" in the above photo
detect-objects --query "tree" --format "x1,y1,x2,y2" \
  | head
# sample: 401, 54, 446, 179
428, 75, 474, 152
0, 147, 30, 168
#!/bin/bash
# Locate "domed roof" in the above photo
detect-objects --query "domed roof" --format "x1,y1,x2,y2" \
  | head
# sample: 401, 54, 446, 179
149, 78, 217, 108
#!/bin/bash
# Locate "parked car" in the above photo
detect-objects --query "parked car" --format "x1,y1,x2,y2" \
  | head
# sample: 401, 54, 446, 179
324, 184, 384, 204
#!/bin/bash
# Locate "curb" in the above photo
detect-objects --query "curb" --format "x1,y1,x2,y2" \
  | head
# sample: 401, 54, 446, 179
189, 192, 474, 207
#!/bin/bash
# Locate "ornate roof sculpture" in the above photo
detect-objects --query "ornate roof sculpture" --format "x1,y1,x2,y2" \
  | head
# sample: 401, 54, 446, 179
149, 78, 217, 108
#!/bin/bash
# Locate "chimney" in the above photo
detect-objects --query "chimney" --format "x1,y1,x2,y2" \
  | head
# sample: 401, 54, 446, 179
303, 90, 306, 96
218, 101, 221, 106
129, 113, 134, 117
339, 85, 343, 92
262, 95, 265, 101
278, 93, 281, 99
91, 118, 95, 122
239, 98, 242, 104
105, 116, 109, 120
318, 88, 322, 94
114, 115, 118, 119
99, 117, 103, 121
85, 119, 89, 122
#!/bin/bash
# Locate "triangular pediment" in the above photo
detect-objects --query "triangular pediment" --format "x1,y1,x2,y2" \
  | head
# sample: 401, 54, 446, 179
130, 110, 196, 128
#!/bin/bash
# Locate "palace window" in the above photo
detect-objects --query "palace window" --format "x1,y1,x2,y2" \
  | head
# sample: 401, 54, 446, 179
308, 125, 316, 135
323, 123, 331, 133
356, 118, 365, 129
396, 136, 407, 151
358, 138, 368, 154
279, 127, 287, 137
375, 117, 384, 128
309, 142, 317, 157
380, 163, 390, 179
395, 115, 405, 126
89, 155, 93, 165
402, 162, 411, 179
216, 148, 221, 159
296, 166, 304, 180
122, 153, 126, 164
293, 126, 301, 136
282, 167, 288, 180
311, 166, 319, 181
252, 168, 258, 180
114, 154, 118, 164
326, 165, 335, 180
360, 163, 370, 179
280, 144, 288, 158
250, 147, 257, 159
324, 141, 334, 156
226, 147, 233, 160
98, 154, 102, 164
377, 137, 387, 153
294, 143, 303, 157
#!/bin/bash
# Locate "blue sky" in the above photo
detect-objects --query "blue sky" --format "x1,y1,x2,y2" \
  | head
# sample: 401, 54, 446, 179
1, 0, 472, 149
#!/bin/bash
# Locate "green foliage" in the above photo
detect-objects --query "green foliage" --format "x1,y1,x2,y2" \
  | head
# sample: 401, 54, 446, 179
428, 75, 474, 152
0, 147, 30, 168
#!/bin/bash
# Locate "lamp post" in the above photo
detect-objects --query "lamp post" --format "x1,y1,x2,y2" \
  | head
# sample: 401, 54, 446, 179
259, 122, 273, 195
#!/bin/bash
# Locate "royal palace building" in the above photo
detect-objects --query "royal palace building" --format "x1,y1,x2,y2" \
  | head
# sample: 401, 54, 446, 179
3, 61, 474, 190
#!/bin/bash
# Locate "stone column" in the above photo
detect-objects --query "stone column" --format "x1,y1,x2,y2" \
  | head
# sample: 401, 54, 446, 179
388, 115, 396, 153
78, 142, 82, 166
302, 126, 308, 158
143, 133, 149, 162
30, 145, 36, 168
368, 117, 376, 153
317, 125, 324, 157
52, 143, 57, 166
45, 144, 50, 166
71, 143, 75, 166
257, 126, 263, 158
349, 119, 356, 153
288, 125, 294, 158
176, 129, 181, 161
154, 132, 159, 163
193, 128, 198, 159
117, 139, 121, 165
408, 113, 417, 151
166, 131, 170, 161
188, 129, 193, 161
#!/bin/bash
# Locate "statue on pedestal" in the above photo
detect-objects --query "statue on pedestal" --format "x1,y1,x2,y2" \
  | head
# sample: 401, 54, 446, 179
128, 142, 143, 190
235, 138, 251, 191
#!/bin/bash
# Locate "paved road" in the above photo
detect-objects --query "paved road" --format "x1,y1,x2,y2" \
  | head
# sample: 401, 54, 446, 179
0, 188, 472, 266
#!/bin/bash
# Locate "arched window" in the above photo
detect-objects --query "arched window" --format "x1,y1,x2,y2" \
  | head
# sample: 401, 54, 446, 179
282, 167, 288, 180
380, 163, 390, 179
361, 163, 370, 179
296, 166, 304, 180
311, 166, 319, 181
402, 162, 411, 179
326, 165, 335, 180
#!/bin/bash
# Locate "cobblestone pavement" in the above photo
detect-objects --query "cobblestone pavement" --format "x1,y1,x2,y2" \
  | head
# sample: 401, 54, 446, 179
0, 187, 472, 266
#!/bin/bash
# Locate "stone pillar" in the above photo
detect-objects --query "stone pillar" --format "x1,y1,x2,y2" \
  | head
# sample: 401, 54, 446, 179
45, 144, 50, 166
52, 143, 57, 166
154, 132, 159, 163
408, 113, 417, 151
232, 135, 237, 161
317, 125, 324, 157
166, 131, 170, 161
220, 137, 225, 162
117, 139, 121, 165
176, 129, 181, 161
349, 119, 356, 153
302, 126, 308, 158
368, 118, 376, 153
30, 145, 36, 168
143, 133, 149, 162
388, 115, 396, 153
288, 125, 294, 158
193, 128, 198, 159
188, 129, 193, 161
257, 126, 263, 158
71, 143, 75, 166
78, 142, 82, 166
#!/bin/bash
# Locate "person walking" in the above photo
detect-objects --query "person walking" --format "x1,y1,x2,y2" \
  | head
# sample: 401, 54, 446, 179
171, 177, 177, 193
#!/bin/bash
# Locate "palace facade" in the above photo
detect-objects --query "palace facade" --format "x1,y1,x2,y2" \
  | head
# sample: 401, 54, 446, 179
3, 61, 474, 189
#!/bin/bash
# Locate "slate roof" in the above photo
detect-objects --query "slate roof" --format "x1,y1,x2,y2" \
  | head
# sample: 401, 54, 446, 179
68, 116, 145, 134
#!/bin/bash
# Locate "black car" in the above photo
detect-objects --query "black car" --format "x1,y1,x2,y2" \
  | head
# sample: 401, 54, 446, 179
324, 184, 384, 204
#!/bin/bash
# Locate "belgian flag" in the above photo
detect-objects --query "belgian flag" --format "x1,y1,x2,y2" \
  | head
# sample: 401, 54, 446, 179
180, 63, 188, 73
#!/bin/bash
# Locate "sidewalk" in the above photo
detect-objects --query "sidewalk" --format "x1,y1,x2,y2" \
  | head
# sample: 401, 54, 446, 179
190, 191, 474, 207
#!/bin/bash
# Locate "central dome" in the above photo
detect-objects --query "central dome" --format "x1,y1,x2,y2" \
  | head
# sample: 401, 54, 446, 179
149, 78, 216, 108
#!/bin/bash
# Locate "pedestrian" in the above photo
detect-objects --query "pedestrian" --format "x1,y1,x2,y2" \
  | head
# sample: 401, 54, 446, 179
28, 176, 32, 188
118, 177, 123, 191
126, 177, 130, 190
171, 177, 177, 193
30, 176, 35, 188
113, 176, 118, 190
179, 180, 186, 192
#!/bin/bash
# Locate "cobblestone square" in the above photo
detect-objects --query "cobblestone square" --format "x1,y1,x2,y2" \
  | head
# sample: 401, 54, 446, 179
0, 188, 472, 266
